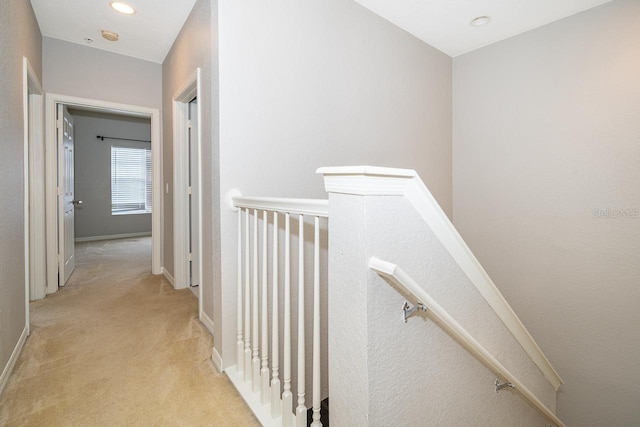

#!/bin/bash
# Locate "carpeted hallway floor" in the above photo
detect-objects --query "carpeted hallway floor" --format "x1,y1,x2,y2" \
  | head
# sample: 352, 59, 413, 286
0, 237, 259, 427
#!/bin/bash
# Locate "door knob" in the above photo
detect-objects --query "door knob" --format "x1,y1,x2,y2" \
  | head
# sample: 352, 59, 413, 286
72, 200, 83, 205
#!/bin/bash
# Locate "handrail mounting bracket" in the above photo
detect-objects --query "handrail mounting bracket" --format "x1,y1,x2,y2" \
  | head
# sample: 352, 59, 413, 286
402, 301, 427, 323
495, 378, 514, 393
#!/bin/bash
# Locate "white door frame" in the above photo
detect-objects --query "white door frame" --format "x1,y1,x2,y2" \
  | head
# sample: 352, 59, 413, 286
45, 94, 162, 293
23, 57, 44, 333
172, 68, 203, 319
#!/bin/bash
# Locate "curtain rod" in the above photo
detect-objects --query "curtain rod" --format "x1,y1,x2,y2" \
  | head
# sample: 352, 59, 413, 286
97, 135, 151, 143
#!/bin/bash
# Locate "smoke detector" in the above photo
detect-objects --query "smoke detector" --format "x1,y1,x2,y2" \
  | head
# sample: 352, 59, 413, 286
101, 30, 119, 42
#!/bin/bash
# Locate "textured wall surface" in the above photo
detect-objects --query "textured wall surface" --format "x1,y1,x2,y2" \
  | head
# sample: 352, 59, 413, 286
71, 110, 151, 239
453, 1, 640, 425
0, 0, 42, 384
42, 37, 161, 109
217, 0, 452, 368
367, 197, 555, 426
162, 0, 219, 320
327, 191, 555, 425
326, 194, 370, 425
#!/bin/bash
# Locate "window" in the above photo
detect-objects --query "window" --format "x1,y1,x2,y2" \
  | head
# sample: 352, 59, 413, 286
111, 146, 152, 215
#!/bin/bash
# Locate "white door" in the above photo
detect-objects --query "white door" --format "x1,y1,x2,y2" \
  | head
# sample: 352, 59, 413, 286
57, 104, 76, 285
188, 98, 200, 292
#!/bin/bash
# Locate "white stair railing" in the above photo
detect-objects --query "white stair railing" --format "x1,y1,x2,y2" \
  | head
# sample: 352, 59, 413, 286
227, 196, 328, 427
317, 165, 563, 426
225, 166, 564, 426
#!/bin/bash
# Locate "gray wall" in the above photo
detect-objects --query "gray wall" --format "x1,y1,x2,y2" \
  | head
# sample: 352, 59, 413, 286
0, 0, 42, 384
453, 1, 640, 425
42, 37, 162, 109
217, 0, 452, 367
70, 110, 152, 239
162, 0, 219, 320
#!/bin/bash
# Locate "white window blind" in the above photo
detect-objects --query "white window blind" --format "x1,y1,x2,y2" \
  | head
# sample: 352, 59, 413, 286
111, 146, 152, 215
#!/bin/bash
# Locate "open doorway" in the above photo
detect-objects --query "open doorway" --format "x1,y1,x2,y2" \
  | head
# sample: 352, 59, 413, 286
187, 97, 200, 299
172, 68, 204, 323
44, 94, 161, 296
65, 108, 153, 286
70, 108, 153, 245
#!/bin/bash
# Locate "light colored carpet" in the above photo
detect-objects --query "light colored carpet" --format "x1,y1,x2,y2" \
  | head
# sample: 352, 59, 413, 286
0, 237, 258, 427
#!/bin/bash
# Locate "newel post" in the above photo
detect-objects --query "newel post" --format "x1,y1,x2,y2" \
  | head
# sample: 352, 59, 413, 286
317, 166, 417, 426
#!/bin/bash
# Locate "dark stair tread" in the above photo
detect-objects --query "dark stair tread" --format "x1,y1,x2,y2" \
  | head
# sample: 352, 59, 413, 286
306, 397, 329, 426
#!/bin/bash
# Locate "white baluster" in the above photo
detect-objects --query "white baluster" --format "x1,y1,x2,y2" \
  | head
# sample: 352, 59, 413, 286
237, 208, 243, 370
271, 212, 281, 418
252, 209, 260, 391
261, 210, 270, 403
244, 208, 251, 380
295, 214, 307, 426
311, 216, 322, 426
282, 212, 293, 427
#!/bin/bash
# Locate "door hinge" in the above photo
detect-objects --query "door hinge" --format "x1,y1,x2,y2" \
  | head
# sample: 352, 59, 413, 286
187, 186, 192, 195
57, 186, 63, 196
188, 252, 192, 262
58, 253, 63, 263
187, 120, 192, 129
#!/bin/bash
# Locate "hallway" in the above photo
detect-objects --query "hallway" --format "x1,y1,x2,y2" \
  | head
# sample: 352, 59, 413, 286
0, 238, 258, 426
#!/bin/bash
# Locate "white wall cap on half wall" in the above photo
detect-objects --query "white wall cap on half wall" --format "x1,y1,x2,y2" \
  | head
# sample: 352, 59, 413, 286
317, 165, 417, 196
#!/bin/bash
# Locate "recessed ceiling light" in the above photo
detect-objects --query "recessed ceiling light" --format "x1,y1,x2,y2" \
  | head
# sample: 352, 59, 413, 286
101, 30, 119, 42
110, 2, 136, 15
470, 16, 491, 27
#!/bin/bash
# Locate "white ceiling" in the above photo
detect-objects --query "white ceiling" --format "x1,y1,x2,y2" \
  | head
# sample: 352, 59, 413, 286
30, 0, 197, 63
30, 0, 615, 63
353, 0, 614, 56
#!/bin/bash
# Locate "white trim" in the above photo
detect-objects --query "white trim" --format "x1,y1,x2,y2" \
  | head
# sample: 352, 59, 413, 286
162, 267, 175, 287
370, 257, 565, 427
45, 102, 57, 294
27, 78, 45, 302
317, 165, 563, 391
23, 57, 44, 335
0, 327, 28, 396
172, 98, 188, 289
74, 232, 152, 243
233, 196, 329, 217
317, 165, 417, 196
172, 69, 203, 321
22, 57, 30, 290
200, 311, 215, 335
226, 366, 280, 426
111, 210, 152, 216
22, 57, 30, 329
45, 94, 162, 295
212, 347, 224, 373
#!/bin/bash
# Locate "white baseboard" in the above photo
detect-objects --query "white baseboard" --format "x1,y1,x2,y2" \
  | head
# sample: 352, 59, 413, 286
212, 346, 224, 373
162, 267, 175, 286
226, 366, 281, 426
0, 326, 28, 396
200, 311, 214, 336
75, 231, 151, 243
